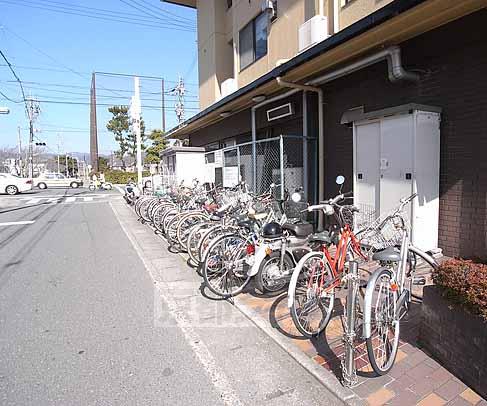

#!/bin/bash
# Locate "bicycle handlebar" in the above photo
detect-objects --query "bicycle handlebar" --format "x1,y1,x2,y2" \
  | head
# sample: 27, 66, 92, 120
398, 193, 418, 211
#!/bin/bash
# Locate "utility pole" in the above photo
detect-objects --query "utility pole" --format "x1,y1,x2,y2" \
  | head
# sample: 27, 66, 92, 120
172, 76, 185, 125
65, 153, 69, 176
57, 133, 61, 174
130, 77, 143, 187
27, 98, 40, 178
161, 78, 166, 132
90, 72, 99, 172
17, 126, 22, 176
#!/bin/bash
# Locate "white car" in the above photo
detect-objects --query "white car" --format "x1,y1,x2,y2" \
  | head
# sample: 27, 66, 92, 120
35, 173, 84, 189
0, 173, 33, 195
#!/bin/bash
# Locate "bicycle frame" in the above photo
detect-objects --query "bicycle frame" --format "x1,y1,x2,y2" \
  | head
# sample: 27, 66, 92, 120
362, 222, 438, 340
316, 225, 366, 292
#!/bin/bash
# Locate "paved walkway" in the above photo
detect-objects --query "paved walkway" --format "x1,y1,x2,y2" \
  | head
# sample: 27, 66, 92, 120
235, 266, 486, 406
124, 199, 486, 406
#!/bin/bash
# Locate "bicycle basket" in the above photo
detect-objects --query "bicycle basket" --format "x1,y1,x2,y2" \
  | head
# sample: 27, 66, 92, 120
283, 200, 307, 220
359, 209, 409, 251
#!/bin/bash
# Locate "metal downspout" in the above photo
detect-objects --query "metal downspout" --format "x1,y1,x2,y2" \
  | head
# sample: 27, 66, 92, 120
276, 45, 418, 225
251, 88, 300, 192
276, 77, 325, 228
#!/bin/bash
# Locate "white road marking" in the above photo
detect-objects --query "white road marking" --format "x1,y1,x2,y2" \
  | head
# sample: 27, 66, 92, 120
12, 194, 118, 206
0, 220, 35, 226
110, 201, 243, 406
115, 185, 125, 195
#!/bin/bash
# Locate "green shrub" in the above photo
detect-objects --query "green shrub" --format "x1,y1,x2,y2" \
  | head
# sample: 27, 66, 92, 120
103, 170, 150, 184
433, 258, 487, 320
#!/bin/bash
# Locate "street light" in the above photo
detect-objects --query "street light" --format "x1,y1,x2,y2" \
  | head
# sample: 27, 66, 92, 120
0, 107, 10, 114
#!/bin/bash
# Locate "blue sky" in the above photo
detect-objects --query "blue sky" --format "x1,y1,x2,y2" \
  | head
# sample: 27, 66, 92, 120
0, 0, 198, 155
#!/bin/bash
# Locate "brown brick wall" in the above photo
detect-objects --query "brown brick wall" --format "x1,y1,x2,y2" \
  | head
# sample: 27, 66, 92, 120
321, 10, 487, 258
187, 10, 487, 258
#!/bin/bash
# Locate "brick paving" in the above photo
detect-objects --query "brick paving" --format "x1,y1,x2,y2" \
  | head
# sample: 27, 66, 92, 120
235, 260, 486, 406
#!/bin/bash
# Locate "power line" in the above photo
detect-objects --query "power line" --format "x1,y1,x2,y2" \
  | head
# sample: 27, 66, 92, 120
0, 25, 128, 98
137, 0, 196, 24
0, 49, 28, 103
2, 79, 198, 96
2, 83, 199, 102
0, 0, 196, 32
118, 0, 195, 30
31, 99, 200, 110
0, 89, 23, 103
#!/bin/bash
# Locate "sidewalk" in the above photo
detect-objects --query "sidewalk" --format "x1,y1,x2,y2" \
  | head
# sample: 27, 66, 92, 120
114, 200, 486, 406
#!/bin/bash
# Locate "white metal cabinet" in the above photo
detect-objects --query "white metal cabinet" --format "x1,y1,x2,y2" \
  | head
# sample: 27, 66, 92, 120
353, 105, 441, 251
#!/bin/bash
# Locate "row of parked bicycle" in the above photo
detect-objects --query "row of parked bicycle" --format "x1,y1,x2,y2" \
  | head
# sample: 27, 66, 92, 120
123, 177, 438, 381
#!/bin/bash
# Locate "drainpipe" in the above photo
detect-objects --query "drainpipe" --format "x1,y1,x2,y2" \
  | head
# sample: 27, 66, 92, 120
276, 77, 325, 228
276, 45, 418, 227
306, 45, 420, 86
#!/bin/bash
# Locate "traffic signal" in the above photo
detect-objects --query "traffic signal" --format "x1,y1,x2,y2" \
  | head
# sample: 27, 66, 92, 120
35, 142, 46, 146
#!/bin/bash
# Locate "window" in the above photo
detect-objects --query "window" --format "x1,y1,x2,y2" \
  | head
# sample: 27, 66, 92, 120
226, 0, 232, 9
341, 0, 354, 7
239, 13, 268, 70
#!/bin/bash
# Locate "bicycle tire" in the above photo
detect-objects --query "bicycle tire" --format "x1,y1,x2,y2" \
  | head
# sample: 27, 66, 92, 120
365, 268, 400, 375
288, 251, 335, 338
202, 233, 252, 298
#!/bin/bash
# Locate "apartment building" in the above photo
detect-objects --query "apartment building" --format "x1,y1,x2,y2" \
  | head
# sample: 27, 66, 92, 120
164, 0, 487, 259
167, 0, 398, 109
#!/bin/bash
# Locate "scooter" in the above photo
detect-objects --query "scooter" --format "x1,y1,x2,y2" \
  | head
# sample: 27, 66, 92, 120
89, 181, 113, 191
124, 182, 141, 205
250, 189, 314, 293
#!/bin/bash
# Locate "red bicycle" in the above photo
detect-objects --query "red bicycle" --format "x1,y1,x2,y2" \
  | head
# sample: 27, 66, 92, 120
287, 177, 366, 338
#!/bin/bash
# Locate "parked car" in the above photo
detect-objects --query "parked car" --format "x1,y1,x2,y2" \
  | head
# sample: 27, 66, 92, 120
35, 173, 84, 189
0, 173, 33, 195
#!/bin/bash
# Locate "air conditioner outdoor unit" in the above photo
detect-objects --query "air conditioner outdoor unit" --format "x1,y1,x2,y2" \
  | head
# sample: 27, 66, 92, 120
221, 78, 238, 98
298, 15, 328, 52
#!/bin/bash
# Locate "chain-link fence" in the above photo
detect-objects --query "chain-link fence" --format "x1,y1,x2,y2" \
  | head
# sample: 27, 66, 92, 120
210, 135, 314, 200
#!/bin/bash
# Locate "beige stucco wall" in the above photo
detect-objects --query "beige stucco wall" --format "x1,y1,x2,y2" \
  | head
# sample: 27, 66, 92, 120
197, 0, 233, 110
339, 0, 394, 29
235, 0, 307, 88
196, 0, 391, 109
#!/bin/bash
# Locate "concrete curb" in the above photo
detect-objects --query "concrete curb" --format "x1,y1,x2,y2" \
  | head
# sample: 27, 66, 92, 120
233, 297, 364, 406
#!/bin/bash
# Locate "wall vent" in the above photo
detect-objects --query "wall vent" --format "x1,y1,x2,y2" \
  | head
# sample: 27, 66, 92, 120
267, 103, 294, 121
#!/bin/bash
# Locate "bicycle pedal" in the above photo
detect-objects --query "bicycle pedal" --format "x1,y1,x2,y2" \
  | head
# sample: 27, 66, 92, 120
413, 276, 426, 286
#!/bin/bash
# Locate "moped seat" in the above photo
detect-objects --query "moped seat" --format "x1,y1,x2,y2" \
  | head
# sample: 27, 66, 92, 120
308, 231, 332, 245
237, 220, 254, 231
372, 246, 401, 262
282, 222, 313, 238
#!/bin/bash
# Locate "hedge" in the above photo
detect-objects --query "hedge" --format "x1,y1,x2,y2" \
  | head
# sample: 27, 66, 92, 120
102, 170, 151, 184
432, 258, 487, 320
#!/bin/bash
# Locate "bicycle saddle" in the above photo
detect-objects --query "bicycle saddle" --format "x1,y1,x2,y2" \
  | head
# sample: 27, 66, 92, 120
372, 246, 401, 262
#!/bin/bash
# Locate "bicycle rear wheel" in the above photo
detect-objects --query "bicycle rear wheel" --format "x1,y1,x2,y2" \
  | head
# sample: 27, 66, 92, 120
365, 268, 400, 375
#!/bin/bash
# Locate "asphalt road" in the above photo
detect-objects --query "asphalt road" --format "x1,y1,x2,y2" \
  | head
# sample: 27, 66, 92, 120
0, 188, 344, 405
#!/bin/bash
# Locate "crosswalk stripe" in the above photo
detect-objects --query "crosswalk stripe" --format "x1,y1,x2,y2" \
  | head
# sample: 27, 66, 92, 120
83, 197, 93, 202
0, 221, 35, 226
65, 197, 76, 203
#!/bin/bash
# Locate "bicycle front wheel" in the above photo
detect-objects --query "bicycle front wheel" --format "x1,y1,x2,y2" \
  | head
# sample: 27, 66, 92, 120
365, 268, 400, 375
288, 252, 335, 338
202, 234, 252, 298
